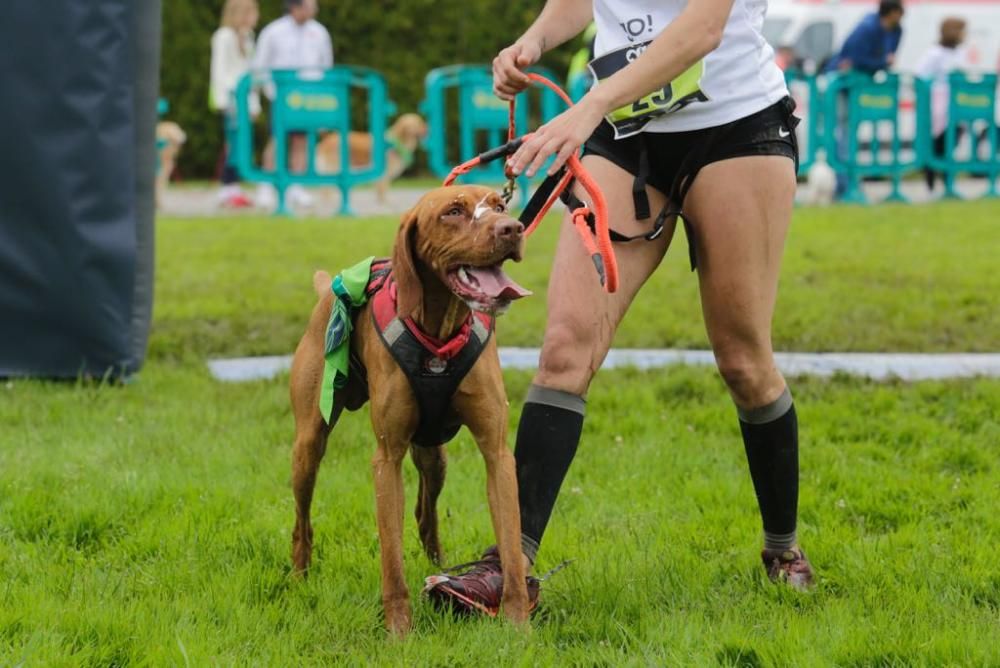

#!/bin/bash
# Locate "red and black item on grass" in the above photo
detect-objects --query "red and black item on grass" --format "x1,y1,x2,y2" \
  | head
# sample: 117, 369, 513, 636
423, 547, 541, 617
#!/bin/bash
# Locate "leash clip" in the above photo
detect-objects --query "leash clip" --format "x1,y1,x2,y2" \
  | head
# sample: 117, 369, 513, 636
501, 171, 517, 206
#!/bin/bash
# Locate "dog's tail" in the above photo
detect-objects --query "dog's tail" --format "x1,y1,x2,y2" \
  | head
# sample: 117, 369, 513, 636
313, 270, 332, 298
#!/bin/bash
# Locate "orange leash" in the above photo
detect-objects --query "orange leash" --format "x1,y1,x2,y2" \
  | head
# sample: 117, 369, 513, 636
442, 73, 619, 293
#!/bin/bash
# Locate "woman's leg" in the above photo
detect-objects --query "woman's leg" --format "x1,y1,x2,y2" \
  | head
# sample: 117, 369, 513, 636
515, 154, 675, 563
685, 154, 812, 586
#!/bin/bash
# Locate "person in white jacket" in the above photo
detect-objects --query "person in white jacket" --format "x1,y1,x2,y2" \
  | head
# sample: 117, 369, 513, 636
917, 18, 970, 190
210, 0, 260, 208
252, 0, 334, 210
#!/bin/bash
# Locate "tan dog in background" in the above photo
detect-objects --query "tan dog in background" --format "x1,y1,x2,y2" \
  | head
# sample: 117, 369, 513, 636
155, 121, 187, 208
287, 185, 531, 635
315, 112, 427, 202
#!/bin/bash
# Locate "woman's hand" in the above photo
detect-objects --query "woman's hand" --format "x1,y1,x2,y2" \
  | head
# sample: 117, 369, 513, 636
492, 40, 543, 101
508, 94, 607, 177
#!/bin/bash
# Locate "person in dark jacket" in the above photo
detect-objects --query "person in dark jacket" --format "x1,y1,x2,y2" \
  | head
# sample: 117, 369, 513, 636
826, 0, 904, 75
826, 1, 904, 197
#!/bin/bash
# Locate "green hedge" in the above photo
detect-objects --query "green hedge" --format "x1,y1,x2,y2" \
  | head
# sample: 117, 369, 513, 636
161, 1, 577, 180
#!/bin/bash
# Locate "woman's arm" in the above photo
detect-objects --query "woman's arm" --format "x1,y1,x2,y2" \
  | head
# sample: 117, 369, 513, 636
210, 29, 240, 111
493, 0, 593, 99
511, 0, 735, 176
520, 0, 594, 56
584, 0, 732, 114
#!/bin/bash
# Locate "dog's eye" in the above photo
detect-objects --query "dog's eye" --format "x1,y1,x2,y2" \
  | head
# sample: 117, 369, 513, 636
444, 206, 464, 217
494, 203, 506, 213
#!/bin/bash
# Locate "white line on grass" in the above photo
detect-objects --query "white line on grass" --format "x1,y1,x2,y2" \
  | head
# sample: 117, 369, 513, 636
206, 349, 1000, 382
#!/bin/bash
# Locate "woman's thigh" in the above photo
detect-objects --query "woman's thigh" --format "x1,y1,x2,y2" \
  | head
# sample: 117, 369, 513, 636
684, 154, 796, 407
535, 154, 675, 396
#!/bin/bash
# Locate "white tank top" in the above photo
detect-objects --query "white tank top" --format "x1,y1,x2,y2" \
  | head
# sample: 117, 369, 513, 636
590, 0, 787, 134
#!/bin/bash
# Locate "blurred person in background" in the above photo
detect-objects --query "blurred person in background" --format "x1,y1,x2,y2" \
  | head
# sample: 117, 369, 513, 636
826, 0, 904, 75
825, 0, 905, 198
253, 0, 333, 210
210, 0, 260, 209
917, 18, 969, 190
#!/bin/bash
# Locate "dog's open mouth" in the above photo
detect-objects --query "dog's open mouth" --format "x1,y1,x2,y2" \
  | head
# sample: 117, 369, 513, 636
447, 264, 531, 314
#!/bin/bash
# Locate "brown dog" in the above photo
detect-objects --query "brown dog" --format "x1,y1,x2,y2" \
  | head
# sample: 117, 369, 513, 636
315, 112, 428, 202
288, 185, 532, 635
155, 120, 187, 209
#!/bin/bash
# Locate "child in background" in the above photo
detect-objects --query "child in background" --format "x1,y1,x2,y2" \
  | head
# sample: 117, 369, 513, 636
210, 0, 260, 208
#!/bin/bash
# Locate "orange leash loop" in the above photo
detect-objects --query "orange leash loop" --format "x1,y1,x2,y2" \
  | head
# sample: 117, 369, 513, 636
566, 153, 617, 293
521, 73, 618, 292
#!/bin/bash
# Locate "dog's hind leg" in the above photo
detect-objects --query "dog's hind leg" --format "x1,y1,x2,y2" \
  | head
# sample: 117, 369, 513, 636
411, 444, 447, 564
290, 406, 336, 574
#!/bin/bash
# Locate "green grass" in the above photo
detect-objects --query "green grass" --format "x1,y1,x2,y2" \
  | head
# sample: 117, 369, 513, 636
2, 366, 999, 664
152, 200, 1000, 361
2, 201, 1000, 664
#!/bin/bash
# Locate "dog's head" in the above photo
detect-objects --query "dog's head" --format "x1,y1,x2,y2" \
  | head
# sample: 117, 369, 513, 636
393, 185, 530, 317
389, 113, 428, 147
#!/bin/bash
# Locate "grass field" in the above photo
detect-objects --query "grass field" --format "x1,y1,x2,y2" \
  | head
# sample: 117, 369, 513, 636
152, 200, 1000, 360
2, 200, 999, 665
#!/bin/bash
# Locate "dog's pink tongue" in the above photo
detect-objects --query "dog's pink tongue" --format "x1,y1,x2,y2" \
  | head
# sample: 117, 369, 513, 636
466, 266, 532, 300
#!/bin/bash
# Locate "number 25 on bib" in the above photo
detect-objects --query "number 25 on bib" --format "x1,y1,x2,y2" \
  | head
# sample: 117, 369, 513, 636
588, 40, 709, 139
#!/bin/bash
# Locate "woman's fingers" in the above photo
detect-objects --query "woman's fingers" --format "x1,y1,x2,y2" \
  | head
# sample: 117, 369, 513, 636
492, 46, 532, 99
549, 142, 578, 176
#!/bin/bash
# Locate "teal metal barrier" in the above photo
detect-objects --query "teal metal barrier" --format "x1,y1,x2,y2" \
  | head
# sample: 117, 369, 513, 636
233, 67, 393, 215
823, 73, 928, 203
923, 72, 998, 199
155, 98, 169, 174
420, 65, 566, 201
783, 69, 821, 175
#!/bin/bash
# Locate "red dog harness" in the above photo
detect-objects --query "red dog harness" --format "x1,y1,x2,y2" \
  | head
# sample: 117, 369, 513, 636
362, 260, 494, 448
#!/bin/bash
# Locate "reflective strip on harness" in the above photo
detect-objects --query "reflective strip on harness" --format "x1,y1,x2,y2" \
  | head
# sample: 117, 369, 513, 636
382, 317, 407, 347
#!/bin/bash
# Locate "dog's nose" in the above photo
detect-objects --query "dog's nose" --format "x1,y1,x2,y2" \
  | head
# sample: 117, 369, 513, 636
493, 218, 524, 238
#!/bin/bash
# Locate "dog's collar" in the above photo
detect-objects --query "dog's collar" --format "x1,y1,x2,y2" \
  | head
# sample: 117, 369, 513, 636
374, 275, 492, 361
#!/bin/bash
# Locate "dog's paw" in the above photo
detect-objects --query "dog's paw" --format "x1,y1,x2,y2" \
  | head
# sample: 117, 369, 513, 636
383, 602, 413, 637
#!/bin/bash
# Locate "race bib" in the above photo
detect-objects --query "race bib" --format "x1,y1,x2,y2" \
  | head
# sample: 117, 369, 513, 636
588, 41, 709, 139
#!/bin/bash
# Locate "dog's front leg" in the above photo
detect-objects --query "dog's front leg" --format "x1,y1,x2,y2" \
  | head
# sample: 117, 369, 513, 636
471, 412, 531, 625
370, 422, 413, 636
457, 355, 531, 625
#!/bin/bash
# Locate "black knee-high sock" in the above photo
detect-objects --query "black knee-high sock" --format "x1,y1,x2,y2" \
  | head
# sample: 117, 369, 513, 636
514, 385, 585, 564
739, 387, 799, 550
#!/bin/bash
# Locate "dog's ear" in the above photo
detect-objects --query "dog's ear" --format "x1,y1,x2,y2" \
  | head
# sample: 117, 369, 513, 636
392, 207, 422, 318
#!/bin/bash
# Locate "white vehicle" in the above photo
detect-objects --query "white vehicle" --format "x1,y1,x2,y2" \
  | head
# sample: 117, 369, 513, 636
763, 0, 1000, 74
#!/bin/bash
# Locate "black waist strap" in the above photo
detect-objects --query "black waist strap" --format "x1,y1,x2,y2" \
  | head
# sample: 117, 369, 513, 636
518, 168, 667, 244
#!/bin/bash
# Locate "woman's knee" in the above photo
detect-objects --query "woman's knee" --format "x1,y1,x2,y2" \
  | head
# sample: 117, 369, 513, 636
535, 322, 601, 395
714, 346, 784, 408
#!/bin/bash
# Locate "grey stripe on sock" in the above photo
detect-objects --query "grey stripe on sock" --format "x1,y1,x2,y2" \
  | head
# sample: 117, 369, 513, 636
525, 384, 586, 416
738, 386, 792, 425
763, 530, 797, 551
521, 535, 539, 565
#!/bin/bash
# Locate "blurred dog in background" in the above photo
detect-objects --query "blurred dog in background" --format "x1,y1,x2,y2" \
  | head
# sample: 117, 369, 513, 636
315, 113, 427, 202
155, 120, 188, 208
802, 149, 836, 206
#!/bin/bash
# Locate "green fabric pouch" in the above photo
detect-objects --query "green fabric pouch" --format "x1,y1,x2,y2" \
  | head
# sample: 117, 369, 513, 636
319, 256, 376, 422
